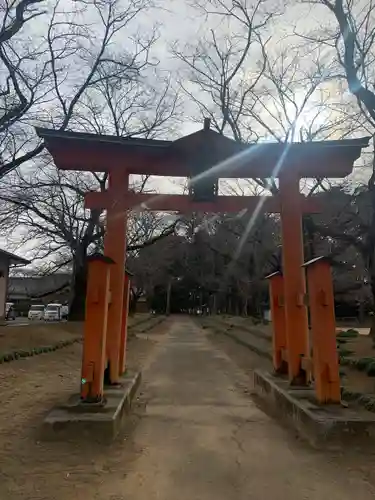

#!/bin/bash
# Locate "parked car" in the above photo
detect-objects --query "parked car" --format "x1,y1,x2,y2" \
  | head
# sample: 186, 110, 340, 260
61, 305, 69, 320
28, 304, 45, 320
5, 302, 15, 320
44, 303, 62, 321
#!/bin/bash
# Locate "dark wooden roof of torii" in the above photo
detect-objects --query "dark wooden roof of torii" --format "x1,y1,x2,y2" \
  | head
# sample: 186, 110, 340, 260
36, 125, 371, 179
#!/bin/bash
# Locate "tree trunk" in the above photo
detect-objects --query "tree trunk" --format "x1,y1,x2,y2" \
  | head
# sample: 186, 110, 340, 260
370, 306, 375, 346
367, 154, 375, 345
303, 215, 316, 261
166, 280, 172, 316
129, 291, 138, 314
243, 297, 248, 316
212, 293, 217, 315
358, 289, 365, 325
69, 263, 88, 321
368, 284, 375, 346
235, 297, 240, 316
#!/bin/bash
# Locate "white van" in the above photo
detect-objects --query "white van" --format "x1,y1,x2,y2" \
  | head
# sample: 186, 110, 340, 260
44, 303, 62, 321
28, 304, 45, 320
61, 305, 69, 320
5, 302, 15, 320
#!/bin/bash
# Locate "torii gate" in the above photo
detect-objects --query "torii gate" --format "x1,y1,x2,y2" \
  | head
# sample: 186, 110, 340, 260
36, 123, 368, 401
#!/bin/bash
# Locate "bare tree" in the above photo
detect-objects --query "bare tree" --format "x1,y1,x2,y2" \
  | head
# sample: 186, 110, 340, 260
0, 0, 157, 177
0, 161, 178, 318
0, 0, 184, 318
173, 0, 364, 207
173, 0, 359, 140
296, 0, 375, 335
74, 70, 179, 139
172, 0, 274, 142
128, 208, 280, 315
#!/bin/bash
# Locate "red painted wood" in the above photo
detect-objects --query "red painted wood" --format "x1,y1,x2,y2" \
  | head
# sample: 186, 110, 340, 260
47, 145, 359, 178
85, 192, 323, 214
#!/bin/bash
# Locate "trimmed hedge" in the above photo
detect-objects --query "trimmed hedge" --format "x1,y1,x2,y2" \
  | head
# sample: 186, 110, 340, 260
338, 348, 354, 357
337, 329, 359, 339
0, 338, 82, 365
136, 316, 166, 333
336, 338, 348, 345
0, 315, 167, 366
341, 388, 375, 412
339, 355, 375, 379
200, 318, 272, 361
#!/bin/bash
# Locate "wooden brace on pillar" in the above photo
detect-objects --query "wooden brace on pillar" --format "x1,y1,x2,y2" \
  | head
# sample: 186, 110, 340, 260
81, 254, 114, 402
303, 257, 341, 404
265, 271, 288, 374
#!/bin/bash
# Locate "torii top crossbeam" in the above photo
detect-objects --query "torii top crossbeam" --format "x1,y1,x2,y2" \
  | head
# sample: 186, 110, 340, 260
36, 126, 370, 179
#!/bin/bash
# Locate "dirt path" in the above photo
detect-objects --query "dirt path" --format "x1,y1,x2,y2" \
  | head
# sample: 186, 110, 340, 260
1, 317, 375, 499
97, 318, 375, 500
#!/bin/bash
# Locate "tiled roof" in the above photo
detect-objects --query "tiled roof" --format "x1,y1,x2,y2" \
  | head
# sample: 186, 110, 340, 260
8, 274, 70, 298
0, 248, 30, 266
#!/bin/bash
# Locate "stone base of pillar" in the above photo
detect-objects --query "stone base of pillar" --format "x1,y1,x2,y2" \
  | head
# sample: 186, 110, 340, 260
42, 371, 141, 443
253, 369, 375, 450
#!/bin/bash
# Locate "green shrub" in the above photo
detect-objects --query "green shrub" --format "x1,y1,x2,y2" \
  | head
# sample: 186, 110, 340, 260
347, 328, 359, 334
355, 357, 375, 371
338, 348, 354, 357
361, 397, 375, 411
337, 329, 359, 338
336, 338, 348, 345
367, 361, 375, 377
339, 357, 351, 366
341, 388, 362, 400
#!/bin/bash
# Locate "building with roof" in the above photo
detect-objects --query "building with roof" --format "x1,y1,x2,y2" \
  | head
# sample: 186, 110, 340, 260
0, 249, 30, 319
7, 273, 71, 314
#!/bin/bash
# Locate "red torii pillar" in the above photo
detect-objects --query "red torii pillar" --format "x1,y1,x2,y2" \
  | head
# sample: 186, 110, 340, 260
81, 254, 114, 401
279, 171, 310, 385
104, 169, 128, 384
119, 270, 132, 375
303, 257, 341, 403
265, 271, 287, 374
